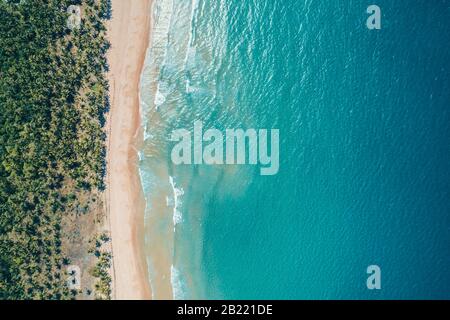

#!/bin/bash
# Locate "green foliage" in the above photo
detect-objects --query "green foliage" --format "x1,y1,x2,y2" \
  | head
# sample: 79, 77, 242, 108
0, 0, 110, 299
90, 251, 111, 300
88, 232, 112, 300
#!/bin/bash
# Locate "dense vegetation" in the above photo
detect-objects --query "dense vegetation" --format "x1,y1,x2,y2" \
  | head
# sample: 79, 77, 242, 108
0, 0, 111, 299
89, 232, 112, 299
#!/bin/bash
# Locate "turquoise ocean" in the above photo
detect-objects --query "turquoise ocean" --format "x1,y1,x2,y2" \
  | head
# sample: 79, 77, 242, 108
139, 0, 450, 299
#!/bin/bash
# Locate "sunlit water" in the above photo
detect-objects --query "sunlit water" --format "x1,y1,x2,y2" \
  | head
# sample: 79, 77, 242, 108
139, 0, 450, 299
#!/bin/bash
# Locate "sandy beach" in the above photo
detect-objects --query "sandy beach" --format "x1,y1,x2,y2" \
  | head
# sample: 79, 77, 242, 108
106, 0, 152, 300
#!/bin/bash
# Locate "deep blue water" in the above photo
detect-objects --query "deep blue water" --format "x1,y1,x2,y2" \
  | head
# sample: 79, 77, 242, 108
140, 0, 450, 299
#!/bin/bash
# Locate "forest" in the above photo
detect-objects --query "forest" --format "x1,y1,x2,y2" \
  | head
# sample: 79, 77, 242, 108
0, 0, 112, 299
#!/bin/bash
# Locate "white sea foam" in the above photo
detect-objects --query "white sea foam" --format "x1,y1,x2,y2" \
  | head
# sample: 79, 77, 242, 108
138, 0, 174, 114
139, 0, 198, 299
170, 265, 187, 300
185, 79, 199, 94
143, 123, 153, 141
169, 176, 184, 230
182, 0, 199, 72
154, 85, 166, 109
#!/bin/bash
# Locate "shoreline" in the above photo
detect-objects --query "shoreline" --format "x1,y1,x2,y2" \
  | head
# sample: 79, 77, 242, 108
106, 0, 153, 300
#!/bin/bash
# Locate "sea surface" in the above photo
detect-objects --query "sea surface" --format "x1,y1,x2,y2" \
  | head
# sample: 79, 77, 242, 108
139, 0, 450, 299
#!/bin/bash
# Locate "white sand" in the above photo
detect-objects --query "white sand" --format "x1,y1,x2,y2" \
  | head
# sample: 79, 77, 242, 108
106, 0, 152, 300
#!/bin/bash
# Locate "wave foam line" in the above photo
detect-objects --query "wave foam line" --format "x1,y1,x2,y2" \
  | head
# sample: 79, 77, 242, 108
169, 176, 184, 231
170, 265, 187, 300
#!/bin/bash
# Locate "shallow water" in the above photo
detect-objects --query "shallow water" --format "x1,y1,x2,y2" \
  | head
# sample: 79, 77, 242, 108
139, 0, 450, 299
